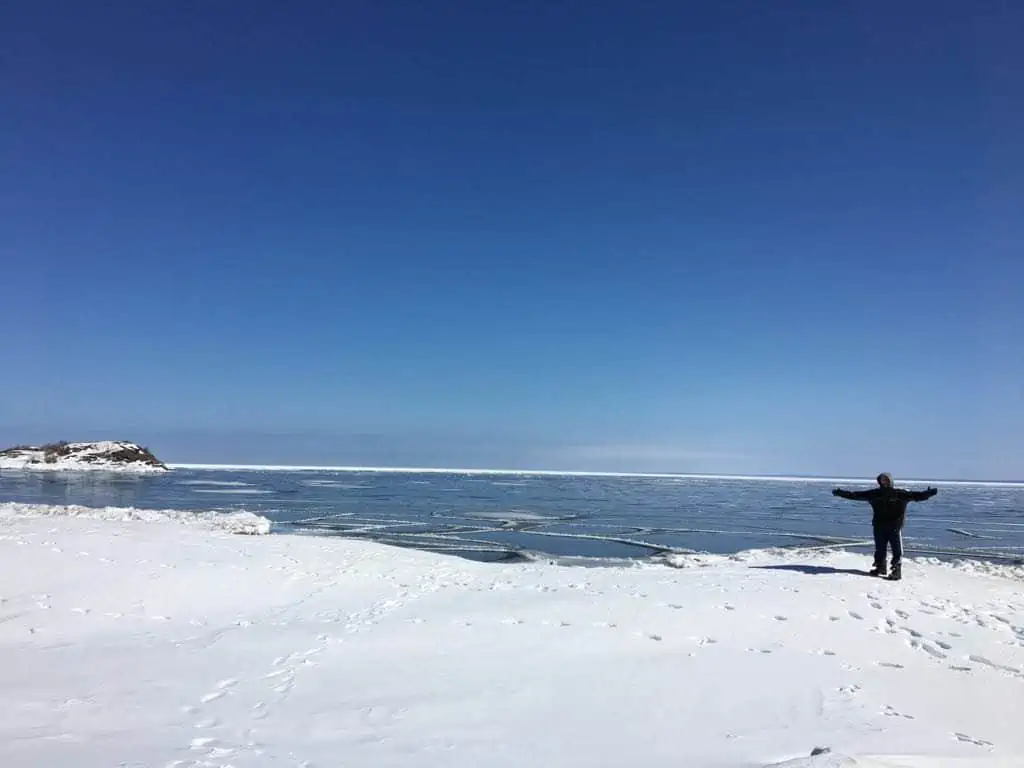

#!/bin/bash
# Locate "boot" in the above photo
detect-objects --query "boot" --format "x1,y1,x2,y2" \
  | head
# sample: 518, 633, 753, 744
887, 564, 902, 581
869, 562, 887, 577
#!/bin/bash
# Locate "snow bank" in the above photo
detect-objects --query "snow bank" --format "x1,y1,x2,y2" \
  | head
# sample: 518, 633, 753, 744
0, 440, 168, 473
0, 502, 271, 535
0, 515, 1021, 767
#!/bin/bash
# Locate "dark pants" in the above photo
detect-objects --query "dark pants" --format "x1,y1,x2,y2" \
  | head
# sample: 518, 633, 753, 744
873, 525, 903, 569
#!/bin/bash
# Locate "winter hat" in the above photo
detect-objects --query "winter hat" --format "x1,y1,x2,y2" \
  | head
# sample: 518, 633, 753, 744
877, 472, 893, 485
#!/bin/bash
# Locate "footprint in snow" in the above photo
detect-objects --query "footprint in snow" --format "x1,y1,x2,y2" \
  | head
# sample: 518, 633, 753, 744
955, 732, 994, 748
848, 611, 864, 621
883, 705, 914, 720
968, 655, 1023, 678
909, 639, 947, 659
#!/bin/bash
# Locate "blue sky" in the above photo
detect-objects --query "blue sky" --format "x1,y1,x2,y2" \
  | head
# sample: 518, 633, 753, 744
2, 2, 1022, 479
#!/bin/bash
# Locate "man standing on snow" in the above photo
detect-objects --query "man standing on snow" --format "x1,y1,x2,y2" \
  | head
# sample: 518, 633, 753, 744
832, 473, 937, 580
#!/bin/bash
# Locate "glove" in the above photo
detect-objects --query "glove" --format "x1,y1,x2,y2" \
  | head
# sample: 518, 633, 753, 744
927, 487, 937, 496
831, 488, 842, 496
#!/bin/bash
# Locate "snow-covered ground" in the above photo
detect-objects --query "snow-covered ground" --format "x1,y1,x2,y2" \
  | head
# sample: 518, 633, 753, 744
1, 504, 1022, 768
0, 441, 168, 473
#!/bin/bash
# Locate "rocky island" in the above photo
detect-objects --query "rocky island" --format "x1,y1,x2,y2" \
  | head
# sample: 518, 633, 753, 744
0, 441, 169, 473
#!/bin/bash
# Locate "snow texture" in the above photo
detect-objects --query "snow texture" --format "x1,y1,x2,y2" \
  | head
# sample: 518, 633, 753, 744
0, 441, 168, 473
0, 502, 271, 535
1, 511, 1022, 767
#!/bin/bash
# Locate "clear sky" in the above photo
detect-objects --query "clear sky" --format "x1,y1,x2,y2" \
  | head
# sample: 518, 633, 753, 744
2, 2, 1022, 479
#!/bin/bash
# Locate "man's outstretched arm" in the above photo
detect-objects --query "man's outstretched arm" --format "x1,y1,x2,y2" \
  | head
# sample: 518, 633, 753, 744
832, 488, 873, 500
902, 487, 938, 502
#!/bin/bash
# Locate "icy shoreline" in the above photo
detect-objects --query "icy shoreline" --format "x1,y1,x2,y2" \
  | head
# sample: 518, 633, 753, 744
2, 511, 1022, 767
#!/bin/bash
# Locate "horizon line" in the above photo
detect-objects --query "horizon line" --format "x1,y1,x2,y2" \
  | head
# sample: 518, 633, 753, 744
167, 463, 1024, 488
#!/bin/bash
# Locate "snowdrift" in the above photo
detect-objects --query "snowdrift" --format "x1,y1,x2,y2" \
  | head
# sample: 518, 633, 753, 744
0, 502, 271, 535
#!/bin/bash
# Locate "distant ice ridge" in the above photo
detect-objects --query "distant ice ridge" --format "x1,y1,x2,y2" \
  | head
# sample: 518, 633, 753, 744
0, 502, 271, 535
168, 463, 1024, 487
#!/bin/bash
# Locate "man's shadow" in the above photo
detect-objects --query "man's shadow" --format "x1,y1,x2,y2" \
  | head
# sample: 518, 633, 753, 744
753, 564, 871, 577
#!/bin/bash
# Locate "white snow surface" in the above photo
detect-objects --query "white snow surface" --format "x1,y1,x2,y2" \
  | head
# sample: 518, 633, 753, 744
0, 441, 168, 473
0, 502, 271, 535
1, 513, 1022, 768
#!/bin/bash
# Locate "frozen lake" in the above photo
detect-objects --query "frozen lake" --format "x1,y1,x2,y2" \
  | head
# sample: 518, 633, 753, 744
2, 467, 1021, 563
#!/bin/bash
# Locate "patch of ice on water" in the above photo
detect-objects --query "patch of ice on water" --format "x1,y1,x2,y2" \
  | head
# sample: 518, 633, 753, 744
178, 481, 254, 487
463, 509, 565, 522
302, 480, 373, 489
0, 502, 271, 535
190, 489, 274, 495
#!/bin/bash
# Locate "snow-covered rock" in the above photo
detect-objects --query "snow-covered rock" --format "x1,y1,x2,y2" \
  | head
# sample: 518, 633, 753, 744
0, 441, 168, 473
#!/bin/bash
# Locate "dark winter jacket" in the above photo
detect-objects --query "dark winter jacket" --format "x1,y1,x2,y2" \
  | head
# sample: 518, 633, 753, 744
832, 477, 937, 529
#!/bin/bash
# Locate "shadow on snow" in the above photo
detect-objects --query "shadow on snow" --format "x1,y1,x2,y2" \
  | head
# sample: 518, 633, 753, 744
752, 564, 872, 577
